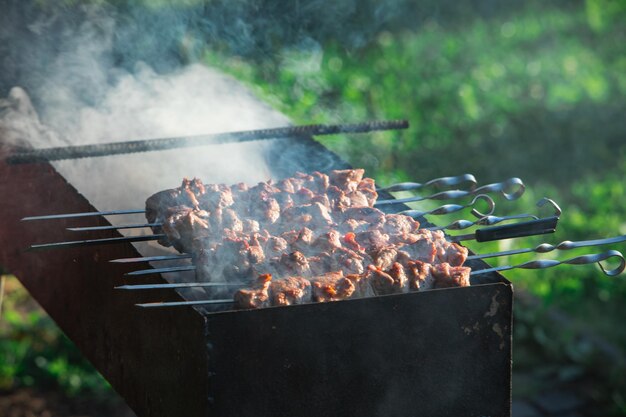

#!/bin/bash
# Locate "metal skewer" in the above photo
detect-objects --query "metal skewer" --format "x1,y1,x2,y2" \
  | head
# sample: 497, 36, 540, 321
468, 235, 626, 261
400, 194, 495, 219
471, 250, 625, 277
22, 209, 145, 221
110, 254, 192, 263
375, 177, 525, 206
377, 174, 477, 192
425, 213, 539, 232
117, 282, 243, 290
136, 299, 234, 308
125, 265, 196, 276
135, 250, 625, 309
28, 234, 165, 251
7, 120, 409, 164
20, 176, 518, 222
67, 223, 160, 232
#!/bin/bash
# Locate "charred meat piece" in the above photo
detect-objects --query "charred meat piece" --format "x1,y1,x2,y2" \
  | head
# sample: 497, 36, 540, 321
368, 263, 408, 295
282, 202, 333, 228
406, 260, 435, 291
311, 271, 356, 302
333, 247, 367, 275
383, 214, 420, 236
234, 274, 272, 309
198, 183, 233, 211
357, 178, 378, 206
264, 236, 288, 258
326, 185, 352, 211
222, 208, 243, 233
251, 197, 280, 225
345, 273, 374, 298
432, 263, 471, 288
274, 251, 311, 277
329, 169, 364, 192
312, 230, 343, 253
308, 252, 335, 276
400, 236, 437, 264
372, 246, 398, 270
269, 277, 312, 306
355, 229, 390, 252
436, 241, 468, 267
341, 207, 386, 227
291, 227, 315, 254
161, 208, 211, 252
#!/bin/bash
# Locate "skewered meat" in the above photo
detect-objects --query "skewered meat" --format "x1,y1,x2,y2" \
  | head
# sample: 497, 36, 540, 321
311, 271, 356, 302
146, 169, 471, 309
368, 263, 408, 295
234, 274, 272, 309
269, 277, 312, 306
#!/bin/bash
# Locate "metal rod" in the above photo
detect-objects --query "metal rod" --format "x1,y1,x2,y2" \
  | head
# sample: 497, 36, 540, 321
468, 235, 626, 261
450, 217, 559, 242
125, 265, 196, 276
110, 254, 192, 263
22, 209, 146, 221
375, 177, 525, 206
28, 234, 165, 251
471, 250, 625, 277
136, 299, 234, 308
67, 223, 160, 232
116, 282, 243, 290
377, 174, 477, 192
400, 194, 495, 219
7, 120, 409, 164
425, 213, 538, 232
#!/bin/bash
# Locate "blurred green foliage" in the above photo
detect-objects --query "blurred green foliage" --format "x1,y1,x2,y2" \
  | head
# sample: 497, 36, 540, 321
204, 0, 626, 412
0, 275, 113, 399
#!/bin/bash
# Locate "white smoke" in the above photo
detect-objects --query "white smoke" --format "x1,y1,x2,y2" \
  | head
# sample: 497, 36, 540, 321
0, 3, 291, 265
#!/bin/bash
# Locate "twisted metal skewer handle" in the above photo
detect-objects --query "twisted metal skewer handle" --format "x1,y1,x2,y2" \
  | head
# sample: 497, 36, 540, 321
425, 211, 537, 232
473, 250, 625, 277
469, 235, 626, 260
378, 174, 477, 192
375, 177, 525, 206
399, 194, 495, 219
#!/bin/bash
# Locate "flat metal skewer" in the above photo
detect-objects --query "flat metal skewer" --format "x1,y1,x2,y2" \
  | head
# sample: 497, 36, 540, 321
136, 250, 625, 309
136, 299, 234, 308
376, 177, 525, 205
125, 265, 196, 276
110, 254, 192, 263
117, 282, 244, 290
377, 174, 477, 192
7, 120, 409, 164
471, 250, 625, 277
22, 209, 146, 221
28, 234, 165, 251
67, 223, 160, 232
468, 235, 626, 261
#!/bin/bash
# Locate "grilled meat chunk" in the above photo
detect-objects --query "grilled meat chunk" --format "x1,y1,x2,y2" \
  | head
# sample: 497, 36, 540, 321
432, 263, 471, 288
146, 169, 473, 310
368, 263, 408, 295
269, 277, 312, 306
311, 271, 356, 302
234, 274, 272, 309
406, 260, 435, 291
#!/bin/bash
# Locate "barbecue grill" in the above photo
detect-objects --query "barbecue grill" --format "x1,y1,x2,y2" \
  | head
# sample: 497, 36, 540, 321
1, 123, 622, 417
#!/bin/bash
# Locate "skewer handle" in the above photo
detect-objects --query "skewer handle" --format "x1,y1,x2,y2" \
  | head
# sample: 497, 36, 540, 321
474, 216, 559, 242
378, 174, 477, 192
